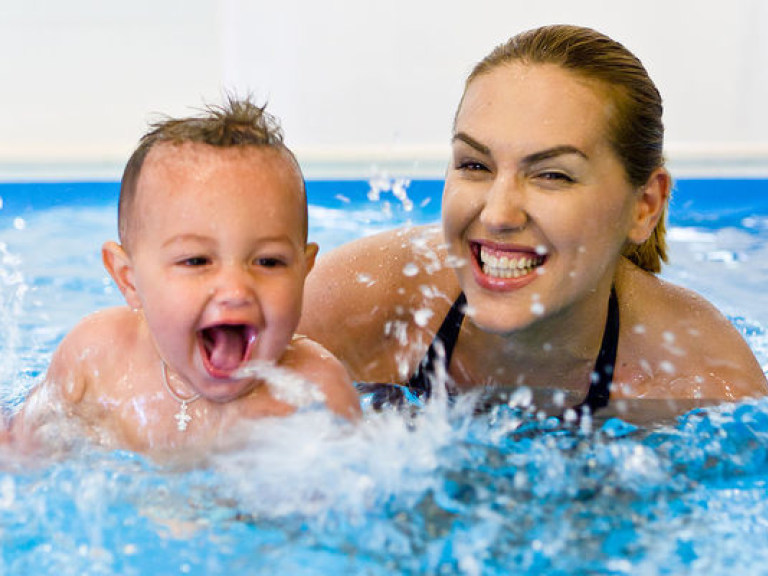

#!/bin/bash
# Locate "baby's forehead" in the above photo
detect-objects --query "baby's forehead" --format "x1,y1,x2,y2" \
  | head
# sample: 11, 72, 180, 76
126, 141, 306, 237
135, 141, 304, 202
142, 140, 296, 175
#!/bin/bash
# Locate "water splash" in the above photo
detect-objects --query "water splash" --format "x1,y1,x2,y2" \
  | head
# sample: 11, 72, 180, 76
367, 175, 414, 212
0, 241, 30, 411
233, 360, 326, 409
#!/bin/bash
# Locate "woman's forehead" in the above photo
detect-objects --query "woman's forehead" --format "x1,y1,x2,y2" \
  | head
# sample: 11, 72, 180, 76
455, 64, 614, 152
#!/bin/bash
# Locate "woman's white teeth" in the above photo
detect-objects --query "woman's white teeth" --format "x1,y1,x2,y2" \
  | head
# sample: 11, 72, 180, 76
480, 246, 544, 278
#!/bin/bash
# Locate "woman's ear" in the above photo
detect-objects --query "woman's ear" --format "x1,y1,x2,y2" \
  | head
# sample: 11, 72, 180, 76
627, 167, 671, 244
102, 241, 142, 310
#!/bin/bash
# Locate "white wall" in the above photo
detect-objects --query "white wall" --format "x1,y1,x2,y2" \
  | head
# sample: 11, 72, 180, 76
1, 0, 767, 179
0, 0, 223, 179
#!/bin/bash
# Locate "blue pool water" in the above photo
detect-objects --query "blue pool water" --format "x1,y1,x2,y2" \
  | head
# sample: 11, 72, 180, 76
0, 178, 767, 574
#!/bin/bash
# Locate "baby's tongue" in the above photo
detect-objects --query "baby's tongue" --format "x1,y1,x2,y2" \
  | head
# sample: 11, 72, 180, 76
203, 326, 246, 372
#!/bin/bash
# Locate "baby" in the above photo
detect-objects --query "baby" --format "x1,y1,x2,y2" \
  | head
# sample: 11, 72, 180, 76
10, 97, 361, 454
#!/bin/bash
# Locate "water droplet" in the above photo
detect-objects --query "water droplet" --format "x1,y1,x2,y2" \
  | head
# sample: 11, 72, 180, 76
659, 360, 675, 374
13, 218, 25, 230
530, 302, 545, 315
413, 308, 433, 327
508, 386, 533, 408
402, 262, 419, 277
355, 273, 375, 286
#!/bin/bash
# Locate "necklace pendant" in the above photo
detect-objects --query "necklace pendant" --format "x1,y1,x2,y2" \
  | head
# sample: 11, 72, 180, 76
174, 401, 193, 432
162, 361, 200, 432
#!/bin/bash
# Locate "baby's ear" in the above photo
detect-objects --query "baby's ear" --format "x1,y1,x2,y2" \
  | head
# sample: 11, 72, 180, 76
627, 168, 671, 245
102, 241, 141, 310
304, 242, 319, 276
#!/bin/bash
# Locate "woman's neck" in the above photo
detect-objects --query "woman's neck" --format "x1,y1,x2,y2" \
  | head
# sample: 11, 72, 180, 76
452, 281, 615, 392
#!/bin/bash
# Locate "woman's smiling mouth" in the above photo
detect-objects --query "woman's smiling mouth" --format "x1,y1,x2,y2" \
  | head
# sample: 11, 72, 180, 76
470, 241, 547, 289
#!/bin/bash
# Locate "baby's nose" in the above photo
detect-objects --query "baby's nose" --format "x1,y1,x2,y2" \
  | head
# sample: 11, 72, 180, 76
214, 265, 255, 306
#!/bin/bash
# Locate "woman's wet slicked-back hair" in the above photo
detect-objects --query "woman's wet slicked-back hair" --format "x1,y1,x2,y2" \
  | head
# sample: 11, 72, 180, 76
464, 25, 668, 273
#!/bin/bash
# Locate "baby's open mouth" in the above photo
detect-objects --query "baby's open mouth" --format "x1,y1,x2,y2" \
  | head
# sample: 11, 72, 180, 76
472, 243, 547, 279
199, 324, 258, 376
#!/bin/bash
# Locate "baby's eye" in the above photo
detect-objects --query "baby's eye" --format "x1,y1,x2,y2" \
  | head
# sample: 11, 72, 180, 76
255, 257, 287, 268
179, 256, 211, 267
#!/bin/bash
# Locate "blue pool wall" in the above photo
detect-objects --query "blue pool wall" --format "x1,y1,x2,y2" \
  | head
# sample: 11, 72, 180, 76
1, 179, 767, 229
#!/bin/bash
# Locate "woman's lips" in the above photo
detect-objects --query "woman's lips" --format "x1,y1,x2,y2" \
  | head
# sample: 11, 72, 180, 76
469, 240, 547, 291
198, 324, 258, 378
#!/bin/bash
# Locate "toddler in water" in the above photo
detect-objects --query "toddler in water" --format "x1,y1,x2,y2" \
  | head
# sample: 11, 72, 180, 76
10, 97, 361, 453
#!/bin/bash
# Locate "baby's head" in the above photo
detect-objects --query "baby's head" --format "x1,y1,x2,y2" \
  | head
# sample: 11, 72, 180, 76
104, 97, 317, 399
118, 96, 307, 252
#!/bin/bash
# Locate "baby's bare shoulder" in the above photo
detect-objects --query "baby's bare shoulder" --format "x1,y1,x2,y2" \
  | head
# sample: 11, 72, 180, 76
49, 307, 143, 398
282, 336, 361, 420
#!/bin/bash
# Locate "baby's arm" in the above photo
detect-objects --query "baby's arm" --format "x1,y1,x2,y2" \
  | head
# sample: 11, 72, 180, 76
9, 313, 102, 447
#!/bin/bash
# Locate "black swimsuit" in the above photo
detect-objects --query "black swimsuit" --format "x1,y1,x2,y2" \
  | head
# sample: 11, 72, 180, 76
358, 290, 620, 416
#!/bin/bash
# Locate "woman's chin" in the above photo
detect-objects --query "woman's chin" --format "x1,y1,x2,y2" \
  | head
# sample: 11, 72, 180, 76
465, 305, 541, 335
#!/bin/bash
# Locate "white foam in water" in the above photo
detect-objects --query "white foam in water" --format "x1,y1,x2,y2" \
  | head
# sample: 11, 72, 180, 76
210, 403, 456, 522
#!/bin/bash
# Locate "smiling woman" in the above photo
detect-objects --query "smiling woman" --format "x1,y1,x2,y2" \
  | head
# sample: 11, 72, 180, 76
298, 24, 768, 422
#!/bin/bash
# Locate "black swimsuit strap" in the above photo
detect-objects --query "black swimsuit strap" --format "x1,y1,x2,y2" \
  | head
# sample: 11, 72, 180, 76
571, 287, 620, 414
406, 292, 467, 398
357, 292, 467, 407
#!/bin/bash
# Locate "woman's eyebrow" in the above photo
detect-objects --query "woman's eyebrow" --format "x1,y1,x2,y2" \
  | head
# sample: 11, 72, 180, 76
520, 146, 589, 166
453, 134, 589, 166
452, 132, 490, 155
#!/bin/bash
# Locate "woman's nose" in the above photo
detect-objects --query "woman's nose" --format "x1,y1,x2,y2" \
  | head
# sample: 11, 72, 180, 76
479, 175, 528, 232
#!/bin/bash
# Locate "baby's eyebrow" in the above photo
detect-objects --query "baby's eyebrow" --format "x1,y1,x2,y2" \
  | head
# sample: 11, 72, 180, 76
161, 233, 213, 248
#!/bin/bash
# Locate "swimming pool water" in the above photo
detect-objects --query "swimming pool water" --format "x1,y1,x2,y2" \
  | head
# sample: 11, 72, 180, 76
0, 178, 767, 574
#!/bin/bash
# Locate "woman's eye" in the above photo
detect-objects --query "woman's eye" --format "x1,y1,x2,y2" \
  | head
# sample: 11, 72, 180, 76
456, 160, 489, 172
535, 171, 575, 184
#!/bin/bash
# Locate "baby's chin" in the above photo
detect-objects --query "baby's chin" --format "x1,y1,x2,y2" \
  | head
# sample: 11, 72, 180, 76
196, 377, 261, 404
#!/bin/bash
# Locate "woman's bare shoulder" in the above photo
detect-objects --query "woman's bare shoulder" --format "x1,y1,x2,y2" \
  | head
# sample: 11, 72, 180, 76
307, 224, 448, 292
300, 225, 459, 383
616, 261, 767, 399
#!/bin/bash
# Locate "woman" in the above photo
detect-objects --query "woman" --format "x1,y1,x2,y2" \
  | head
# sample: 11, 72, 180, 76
299, 25, 767, 421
